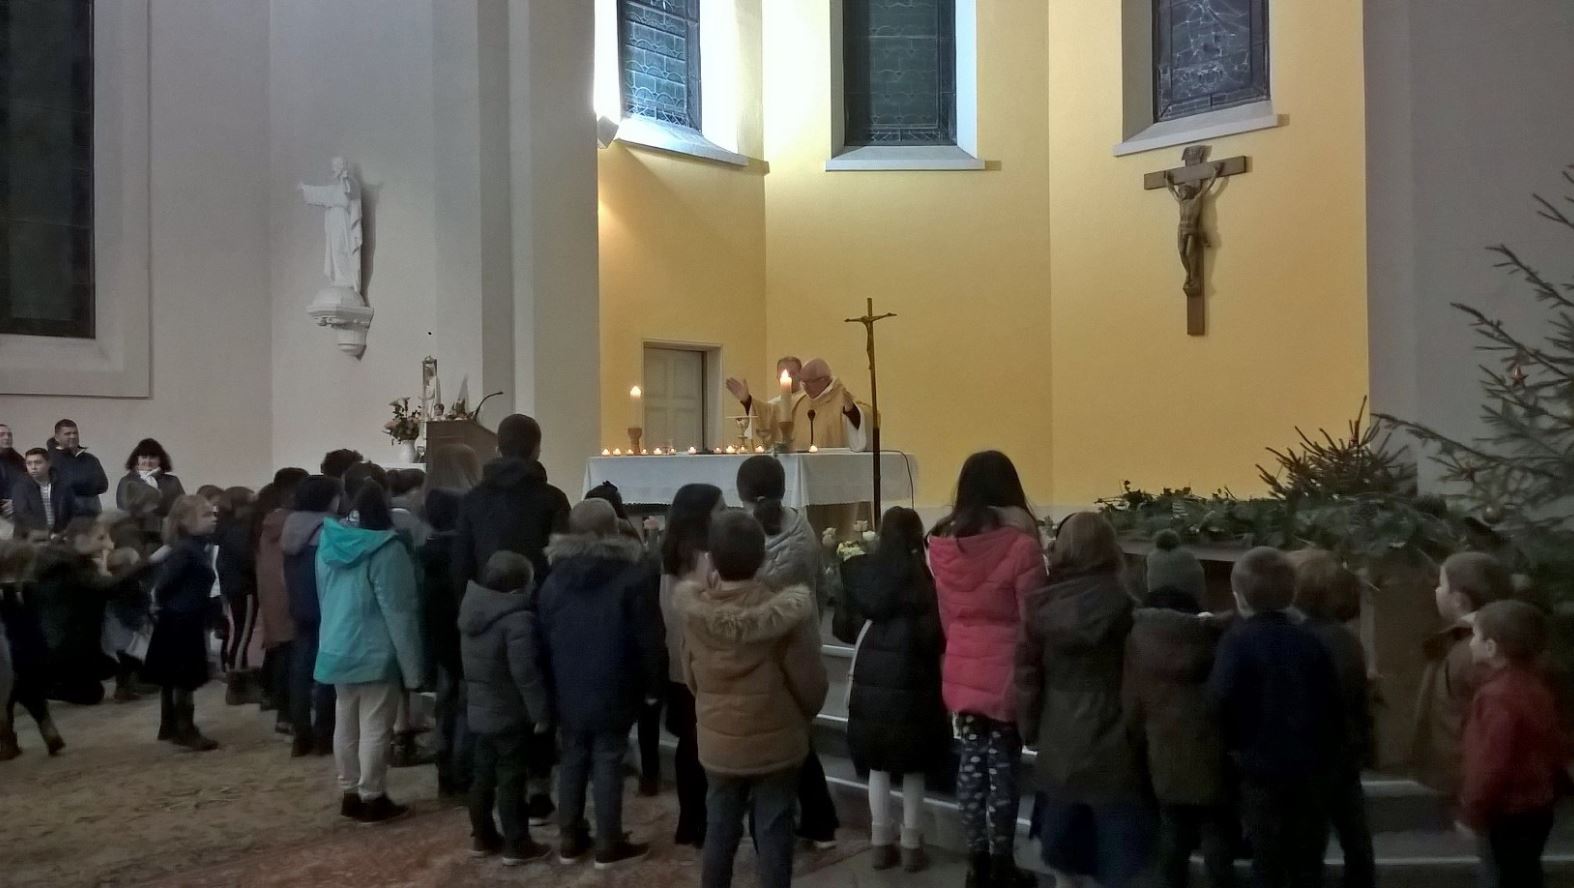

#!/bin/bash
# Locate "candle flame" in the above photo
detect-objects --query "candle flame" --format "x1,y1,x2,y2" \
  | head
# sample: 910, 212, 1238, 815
779, 369, 792, 385
630, 385, 642, 398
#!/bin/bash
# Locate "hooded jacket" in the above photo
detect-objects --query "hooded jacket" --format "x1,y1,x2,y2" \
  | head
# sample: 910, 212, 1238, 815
847, 554, 949, 776
1123, 606, 1229, 806
313, 519, 425, 687
458, 580, 550, 735
675, 578, 827, 776
1411, 620, 1481, 797
453, 457, 570, 592
929, 519, 1046, 723
758, 507, 821, 602
255, 508, 295, 648
281, 511, 332, 628
1017, 569, 1143, 802
536, 533, 665, 733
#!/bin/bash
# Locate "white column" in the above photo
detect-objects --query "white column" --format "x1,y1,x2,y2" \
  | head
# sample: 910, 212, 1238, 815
508, 0, 601, 486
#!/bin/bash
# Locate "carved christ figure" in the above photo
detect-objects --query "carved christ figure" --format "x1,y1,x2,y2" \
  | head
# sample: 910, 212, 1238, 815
298, 157, 364, 294
1165, 164, 1219, 300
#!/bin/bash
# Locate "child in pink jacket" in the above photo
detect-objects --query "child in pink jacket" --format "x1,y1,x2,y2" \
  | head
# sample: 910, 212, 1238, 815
928, 451, 1047, 888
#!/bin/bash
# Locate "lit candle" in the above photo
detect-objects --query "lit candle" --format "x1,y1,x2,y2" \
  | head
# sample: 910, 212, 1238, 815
687, 446, 698, 455
808, 445, 819, 453
601, 448, 611, 456
755, 445, 766, 453
612, 448, 622, 456
779, 368, 793, 401
652, 447, 663, 456
629, 385, 643, 427
725, 445, 737, 454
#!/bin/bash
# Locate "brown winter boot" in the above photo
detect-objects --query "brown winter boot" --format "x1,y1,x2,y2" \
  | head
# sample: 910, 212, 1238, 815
172, 703, 218, 752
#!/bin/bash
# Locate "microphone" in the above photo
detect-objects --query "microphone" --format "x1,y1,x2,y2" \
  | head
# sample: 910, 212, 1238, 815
807, 409, 817, 447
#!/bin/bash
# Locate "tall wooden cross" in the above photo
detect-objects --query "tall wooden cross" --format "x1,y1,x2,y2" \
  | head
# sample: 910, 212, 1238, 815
1143, 144, 1249, 335
844, 298, 896, 527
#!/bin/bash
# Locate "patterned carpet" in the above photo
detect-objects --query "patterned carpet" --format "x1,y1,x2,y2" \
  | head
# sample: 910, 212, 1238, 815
0, 684, 865, 888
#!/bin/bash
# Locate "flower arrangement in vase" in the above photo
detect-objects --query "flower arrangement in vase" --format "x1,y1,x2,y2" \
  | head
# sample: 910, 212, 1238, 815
384, 397, 422, 462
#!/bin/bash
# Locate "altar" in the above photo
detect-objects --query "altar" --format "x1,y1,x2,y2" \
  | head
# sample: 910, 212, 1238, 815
582, 450, 917, 509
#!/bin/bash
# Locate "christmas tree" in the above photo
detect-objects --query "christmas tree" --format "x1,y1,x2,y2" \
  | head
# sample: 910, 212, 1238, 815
1376, 165, 1574, 610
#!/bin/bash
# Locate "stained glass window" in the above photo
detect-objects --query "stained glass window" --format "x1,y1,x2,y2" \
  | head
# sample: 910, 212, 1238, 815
0, 0, 94, 338
618, 0, 702, 131
1153, 0, 1268, 123
843, 0, 956, 147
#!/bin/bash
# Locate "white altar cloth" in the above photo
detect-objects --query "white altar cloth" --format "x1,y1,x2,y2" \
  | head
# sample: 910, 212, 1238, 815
583, 450, 917, 508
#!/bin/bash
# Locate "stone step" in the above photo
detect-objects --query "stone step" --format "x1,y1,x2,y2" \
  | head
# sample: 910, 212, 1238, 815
655, 738, 1574, 888
816, 643, 1453, 835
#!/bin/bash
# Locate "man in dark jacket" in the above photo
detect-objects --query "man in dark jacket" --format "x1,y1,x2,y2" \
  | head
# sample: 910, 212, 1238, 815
1208, 547, 1343, 888
11, 449, 76, 538
45, 420, 107, 516
281, 475, 341, 755
458, 551, 552, 865
0, 423, 25, 518
535, 499, 663, 869
453, 414, 570, 591
452, 413, 569, 821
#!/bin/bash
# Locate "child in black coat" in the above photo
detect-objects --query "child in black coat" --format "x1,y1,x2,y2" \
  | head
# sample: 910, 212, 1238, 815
1209, 547, 1343, 888
847, 508, 948, 873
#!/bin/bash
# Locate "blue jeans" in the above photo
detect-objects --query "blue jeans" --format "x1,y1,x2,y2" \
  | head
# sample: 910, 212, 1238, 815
558, 728, 627, 849
703, 767, 799, 888
289, 625, 335, 745
1035, 793, 1158, 888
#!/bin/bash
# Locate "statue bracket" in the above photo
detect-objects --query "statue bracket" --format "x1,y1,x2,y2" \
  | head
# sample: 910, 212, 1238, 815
308, 285, 375, 358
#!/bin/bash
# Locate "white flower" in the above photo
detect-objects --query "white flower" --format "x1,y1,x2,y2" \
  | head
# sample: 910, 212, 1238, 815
861, 530, 877, 543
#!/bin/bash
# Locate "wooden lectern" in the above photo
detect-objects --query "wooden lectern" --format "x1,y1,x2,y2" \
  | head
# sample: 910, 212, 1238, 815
424, 419, 498, 463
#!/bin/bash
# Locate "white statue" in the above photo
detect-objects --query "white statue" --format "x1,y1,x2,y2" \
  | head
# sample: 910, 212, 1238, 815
298, 156, 373, 357
298, 156, 364, 294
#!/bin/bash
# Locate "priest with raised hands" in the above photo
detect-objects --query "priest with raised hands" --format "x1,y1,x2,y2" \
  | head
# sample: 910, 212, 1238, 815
727, 357, 870, 452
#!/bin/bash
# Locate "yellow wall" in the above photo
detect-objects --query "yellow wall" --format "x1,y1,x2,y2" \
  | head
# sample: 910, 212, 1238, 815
596, 0, 768, 449
600, 0, 1369, 509
761, 1, 1056, 506
597, 145, 767, 448
756, 0, 1367, 508
1046, 2, 1369, 506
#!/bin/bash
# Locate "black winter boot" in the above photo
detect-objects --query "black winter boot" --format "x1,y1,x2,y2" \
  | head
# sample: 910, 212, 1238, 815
966, 852, 991, 888
990, 853, 1035, 888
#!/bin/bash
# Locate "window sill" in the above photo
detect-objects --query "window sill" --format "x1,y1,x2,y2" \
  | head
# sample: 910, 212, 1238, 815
1113, 101, 1283, 157
614, 117, 751, 167
825, 145, 985, 172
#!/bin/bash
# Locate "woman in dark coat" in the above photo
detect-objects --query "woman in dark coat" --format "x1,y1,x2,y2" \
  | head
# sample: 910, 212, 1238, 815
847, 507, 948, 873
144, 495, 220, 750
1016, 511, 1151, 888
115, 438, 185, 546
1, 541, 63, 758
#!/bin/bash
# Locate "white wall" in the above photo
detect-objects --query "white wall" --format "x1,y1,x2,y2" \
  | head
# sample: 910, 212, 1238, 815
1366, 0, 1574, 484
2, 0, 601, 491
267, 0, 442, 472
0, 0, 273, 491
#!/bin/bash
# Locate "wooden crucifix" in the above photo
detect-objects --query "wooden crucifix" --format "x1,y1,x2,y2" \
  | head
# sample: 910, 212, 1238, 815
844, 298, 896, 527
1144, 145, 1249, 336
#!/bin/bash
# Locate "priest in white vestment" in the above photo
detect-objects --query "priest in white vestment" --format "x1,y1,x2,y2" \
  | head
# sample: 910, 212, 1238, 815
727, 358, 871, 452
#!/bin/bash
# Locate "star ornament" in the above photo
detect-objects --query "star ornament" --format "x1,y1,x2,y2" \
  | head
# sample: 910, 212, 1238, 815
1509, 363, 1528, 387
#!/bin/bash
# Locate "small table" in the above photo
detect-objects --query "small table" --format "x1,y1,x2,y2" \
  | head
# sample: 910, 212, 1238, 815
583, 450, 918, 509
